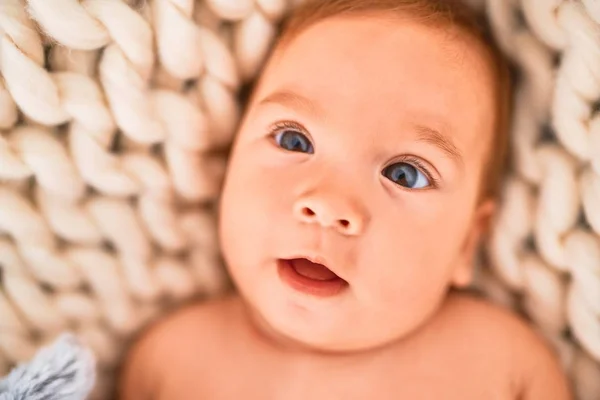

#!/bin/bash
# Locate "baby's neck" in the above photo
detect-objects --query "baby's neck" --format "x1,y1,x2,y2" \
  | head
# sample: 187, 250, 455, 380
235, 294, 426, 360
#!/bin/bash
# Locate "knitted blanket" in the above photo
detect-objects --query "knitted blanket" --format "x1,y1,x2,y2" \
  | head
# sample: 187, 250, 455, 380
0, 0, 599, 399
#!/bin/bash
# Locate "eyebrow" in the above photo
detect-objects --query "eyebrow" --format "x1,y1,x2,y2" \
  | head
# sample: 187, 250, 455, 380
414, 125, 464, 166
258, 89, 463, 166
258, 89, 325, 120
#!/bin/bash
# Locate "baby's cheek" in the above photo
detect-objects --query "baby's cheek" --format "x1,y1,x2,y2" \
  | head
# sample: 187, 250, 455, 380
220, 159, 269, 251
360, 235, 457, 320
375, 264, 446, 306
368, 275, 450, 337
221, 152, 294, 257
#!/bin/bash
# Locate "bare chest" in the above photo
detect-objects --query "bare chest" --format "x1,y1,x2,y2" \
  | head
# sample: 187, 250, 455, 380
155, 346, 513, 400
151, 296, 518, 400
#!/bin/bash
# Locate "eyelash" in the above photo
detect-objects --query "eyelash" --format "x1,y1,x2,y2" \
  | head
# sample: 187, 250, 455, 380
267, 120, 440, 189
268, 120, 310, 141
389, 155, 440, 189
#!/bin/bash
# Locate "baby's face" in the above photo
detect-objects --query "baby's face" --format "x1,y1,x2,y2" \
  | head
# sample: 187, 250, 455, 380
219, 15, 497, 351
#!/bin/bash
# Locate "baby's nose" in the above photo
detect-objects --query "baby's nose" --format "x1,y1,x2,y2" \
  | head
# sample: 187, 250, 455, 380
292, 194, 366, 236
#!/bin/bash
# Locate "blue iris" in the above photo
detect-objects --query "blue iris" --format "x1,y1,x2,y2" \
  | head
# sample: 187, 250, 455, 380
382, 162, 430, 189
275, 130, 314, 154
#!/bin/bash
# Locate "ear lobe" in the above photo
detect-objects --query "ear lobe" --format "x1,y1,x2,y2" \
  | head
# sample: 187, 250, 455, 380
451, 199, 496, 288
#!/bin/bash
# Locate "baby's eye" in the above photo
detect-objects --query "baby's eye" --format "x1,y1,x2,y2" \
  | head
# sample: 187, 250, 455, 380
382, 162, 430, 189
274, 130, 314, 154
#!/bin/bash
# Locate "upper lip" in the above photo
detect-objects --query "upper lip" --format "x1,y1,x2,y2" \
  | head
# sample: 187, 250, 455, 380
281, 252, 345, 280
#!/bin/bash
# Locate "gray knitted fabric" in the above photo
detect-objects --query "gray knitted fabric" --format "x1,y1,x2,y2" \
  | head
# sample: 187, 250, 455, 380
0, 334, 96, 400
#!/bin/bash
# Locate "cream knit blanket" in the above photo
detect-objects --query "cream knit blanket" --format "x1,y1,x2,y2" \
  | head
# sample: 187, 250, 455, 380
0, 0, 599, 398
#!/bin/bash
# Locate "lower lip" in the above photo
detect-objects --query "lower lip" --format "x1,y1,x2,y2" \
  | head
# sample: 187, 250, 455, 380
277, 259, 348, 297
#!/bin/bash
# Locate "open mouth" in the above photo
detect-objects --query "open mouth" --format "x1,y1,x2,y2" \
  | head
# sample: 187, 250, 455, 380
277, 258, 348, 297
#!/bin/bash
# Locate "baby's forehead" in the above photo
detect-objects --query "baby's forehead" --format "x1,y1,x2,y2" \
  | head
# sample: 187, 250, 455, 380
277, 13, 487, 61
260, 16, 495, 116
251, 16, 497, 160
268, 15, 493, 86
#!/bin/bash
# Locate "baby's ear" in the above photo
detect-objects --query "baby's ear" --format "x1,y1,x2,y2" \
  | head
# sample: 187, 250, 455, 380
451, 199, 496, 287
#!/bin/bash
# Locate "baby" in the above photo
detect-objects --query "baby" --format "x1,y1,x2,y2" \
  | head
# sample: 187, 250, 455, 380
118, 0, 572, 399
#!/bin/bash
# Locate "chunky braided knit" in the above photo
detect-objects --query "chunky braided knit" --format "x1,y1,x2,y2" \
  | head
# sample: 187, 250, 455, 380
480, 1, 600, 398
0, 0, 599, 398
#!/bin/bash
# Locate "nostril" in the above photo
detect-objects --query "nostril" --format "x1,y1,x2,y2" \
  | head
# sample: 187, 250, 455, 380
302, 207, 315, 217
339, 219, 350, 229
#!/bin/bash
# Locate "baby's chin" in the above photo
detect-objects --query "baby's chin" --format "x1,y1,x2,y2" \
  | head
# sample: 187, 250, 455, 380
228, 255, 441, 353
241, 283, 419, 354
261, 311, 412, 354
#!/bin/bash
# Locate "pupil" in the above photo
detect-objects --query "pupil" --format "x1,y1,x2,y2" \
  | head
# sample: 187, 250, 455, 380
290, 136, 301, 149
386, 163, 417, 187
281, 131, 309, 152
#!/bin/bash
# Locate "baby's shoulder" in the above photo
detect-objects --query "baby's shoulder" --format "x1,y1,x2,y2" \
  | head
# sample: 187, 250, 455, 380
131, 294, 238, 358
441, 292, 551, 353
117, 295, 240, 400
441, 291, 535, 339
437, 292, 572, 399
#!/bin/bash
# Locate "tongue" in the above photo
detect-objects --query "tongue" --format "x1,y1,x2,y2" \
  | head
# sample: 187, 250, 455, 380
290, 258, 339, 281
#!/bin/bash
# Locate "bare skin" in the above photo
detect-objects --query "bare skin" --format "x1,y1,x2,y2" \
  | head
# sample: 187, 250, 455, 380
118, 293, 571, 400
119, 15, 572, 400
